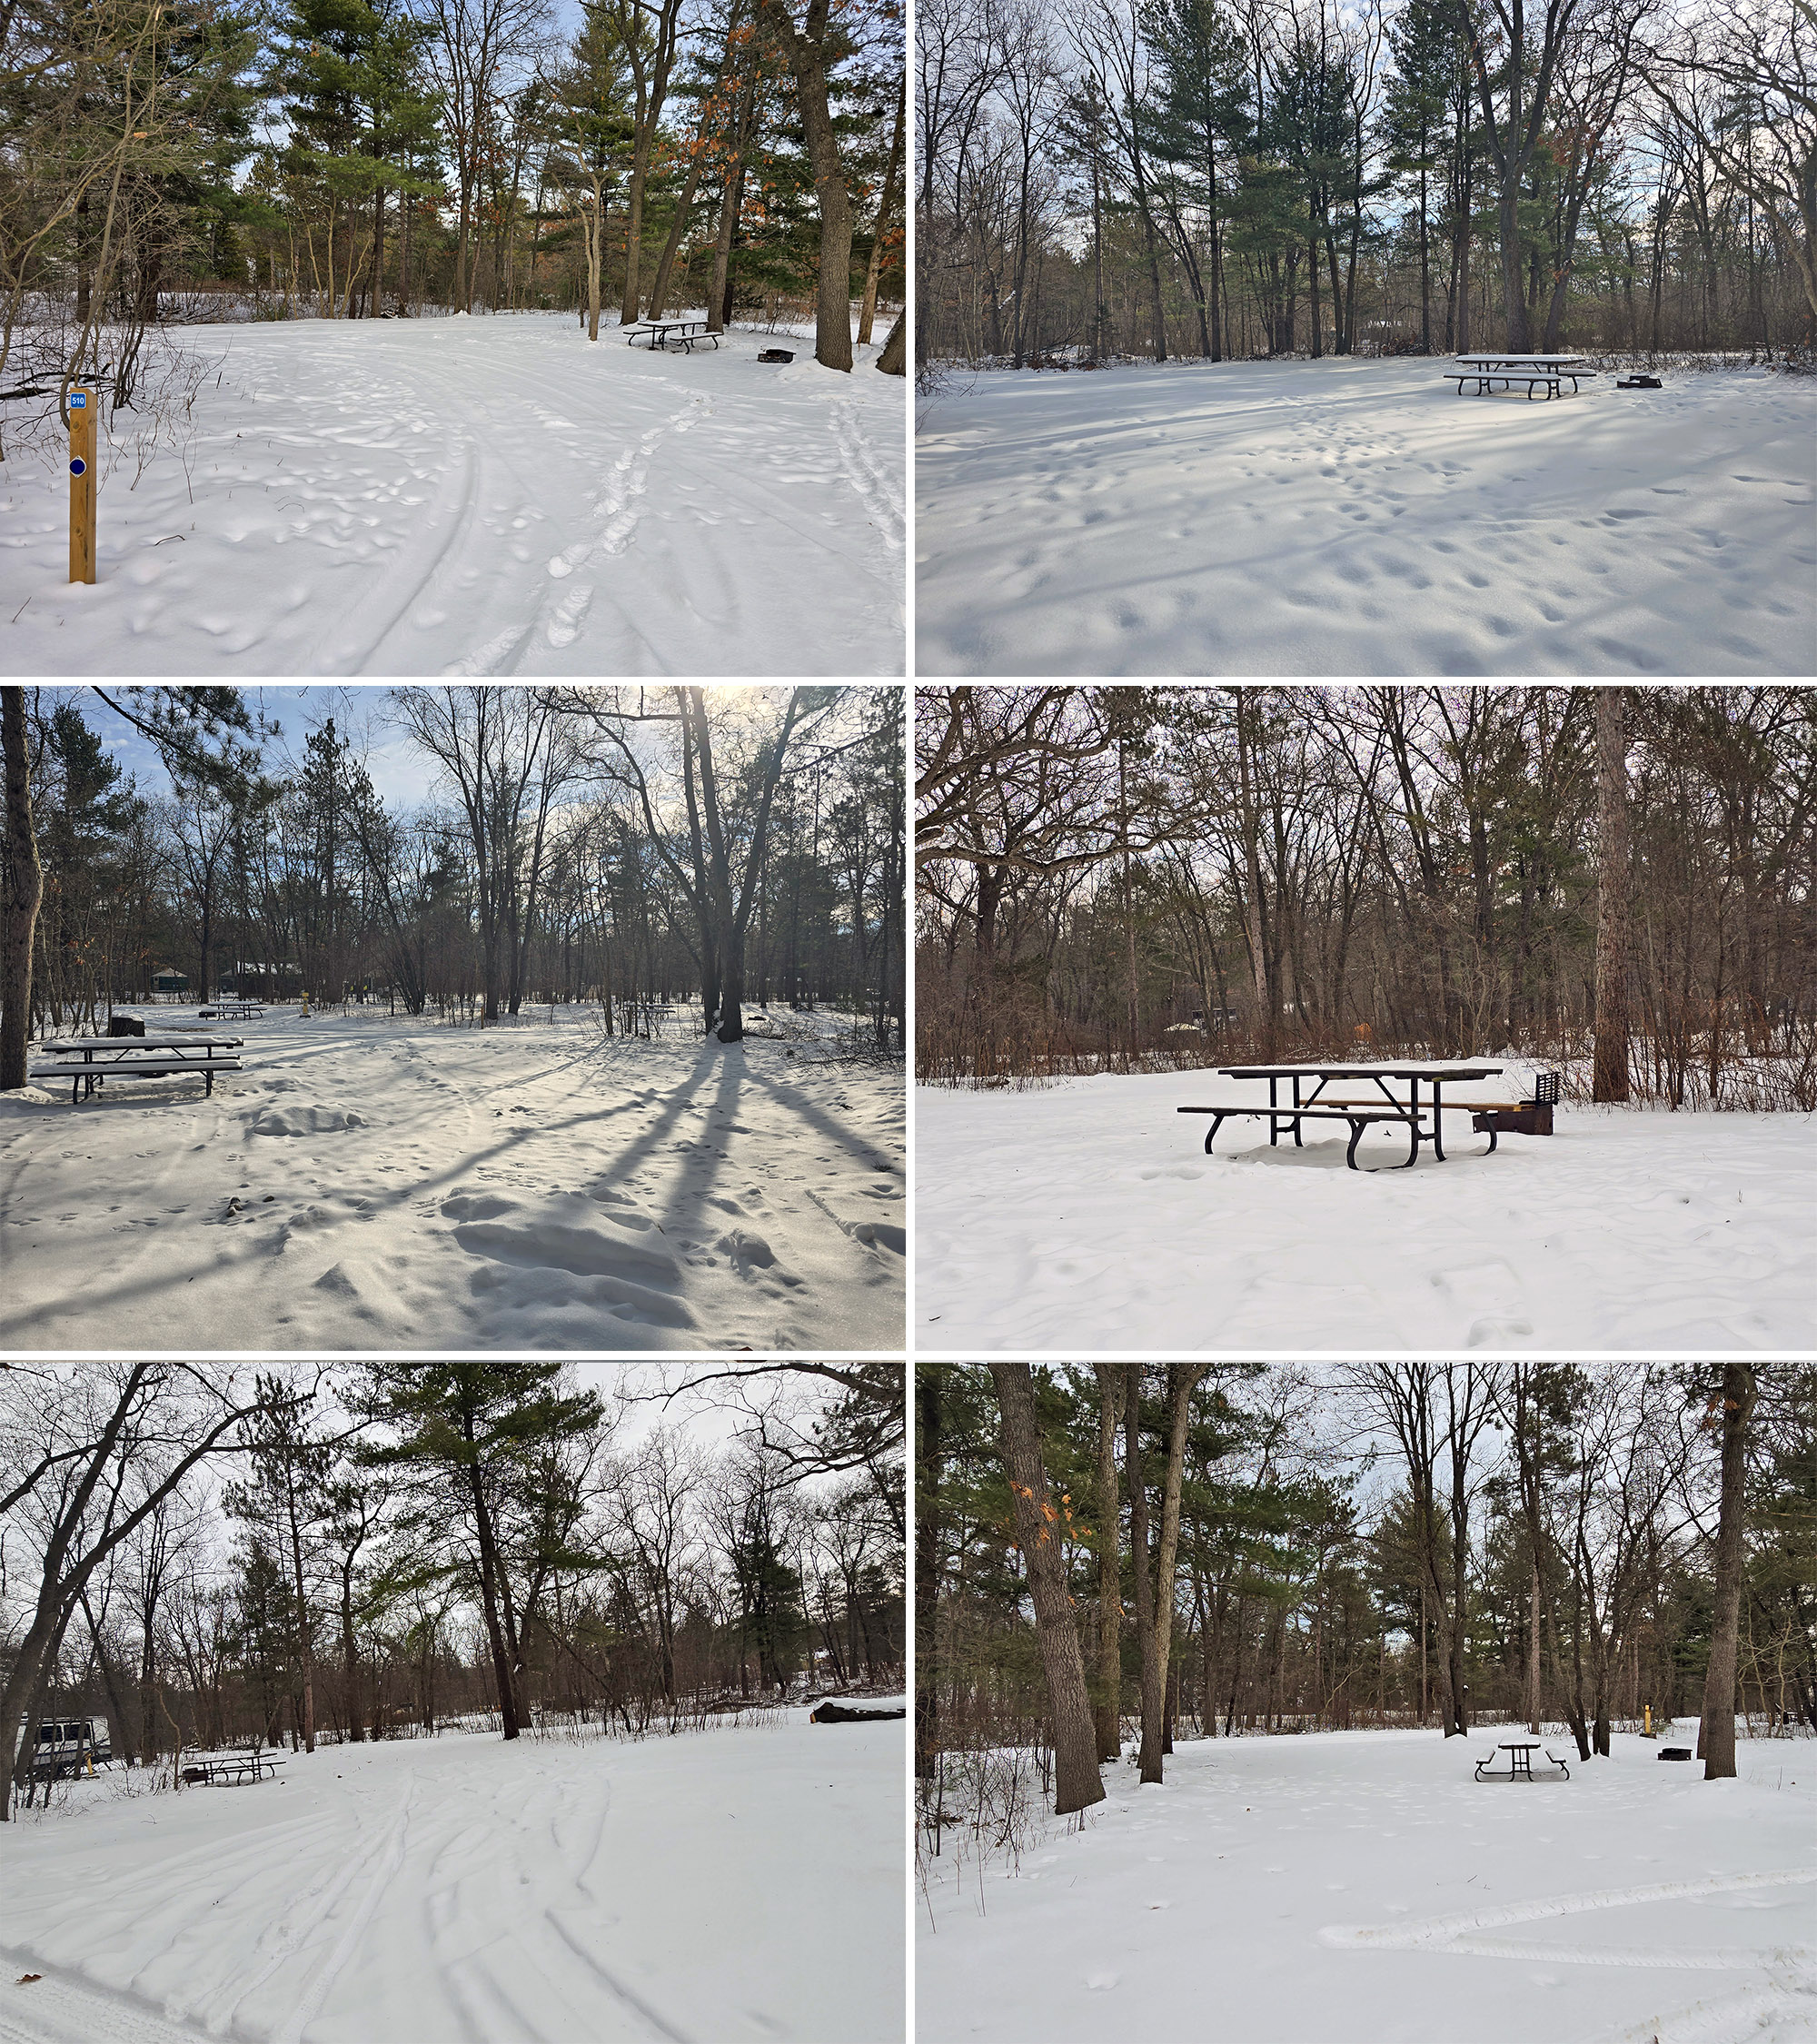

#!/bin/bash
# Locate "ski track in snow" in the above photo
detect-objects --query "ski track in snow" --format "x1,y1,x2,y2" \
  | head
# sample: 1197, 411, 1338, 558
0, 315, 905, 677
1, 1720, 902, 2044
0, 1006, 905, 1352
918, 1731, 1817, 2044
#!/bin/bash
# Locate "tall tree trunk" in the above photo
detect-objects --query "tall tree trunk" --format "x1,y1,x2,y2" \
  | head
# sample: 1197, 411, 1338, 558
988, 1365, 1105, 1817
1145, 1364, 1207, 1778
915, 1367, 939, 1779
1594, 686, 1632, 1102
760, 0, 853, 371
877, 312, 906, 375
858, 78, 905, 345
1700, 1364, 1757, 1781
1528, 1561, 1542, 1735
648, 126, 714, 320
1126, 1373, 1164, 1783
2, 686, 43, 1091
1092, 1365, 1126, 1762
463, 1457, 521, 1739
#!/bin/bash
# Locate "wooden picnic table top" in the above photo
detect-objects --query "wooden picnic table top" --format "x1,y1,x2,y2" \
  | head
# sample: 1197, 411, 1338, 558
40, 1037, 244, 1053
1216, 1064, 1504, 1081
1454, 352, 1589, 365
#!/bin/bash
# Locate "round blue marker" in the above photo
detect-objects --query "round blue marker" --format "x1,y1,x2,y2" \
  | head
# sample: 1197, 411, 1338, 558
70, 457, 87, 477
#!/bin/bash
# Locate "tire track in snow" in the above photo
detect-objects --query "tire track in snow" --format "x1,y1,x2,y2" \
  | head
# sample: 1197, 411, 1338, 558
542, 1908, 697, 2044
347, 426, 484, 676
1320, 1866, 1817, 1956
270, 1771, 414, 2044
1590, 1978, 1817, 2044
191, 1793, 401, 2034
0, 1952, 211, 2044
831, 399, 904, 551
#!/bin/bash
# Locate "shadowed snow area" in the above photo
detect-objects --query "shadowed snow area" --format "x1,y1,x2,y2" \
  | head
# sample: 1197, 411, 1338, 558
918, 1731, 1817, 2044
0, 1007, 904, 1351
916, 1070, 1813, 1351
0, 1715, 904, 2044
0, 313, 905, 678
914, 358, 1816, 676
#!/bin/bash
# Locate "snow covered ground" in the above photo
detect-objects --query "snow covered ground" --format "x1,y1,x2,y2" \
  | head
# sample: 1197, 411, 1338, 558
0, 1712, 904, 2044
914, 359, 1816, 676
0, 1005, 904, 1352
916, 1069, 1813, 1352
917, 1729, 1817, 2044
0, 313, 905, 677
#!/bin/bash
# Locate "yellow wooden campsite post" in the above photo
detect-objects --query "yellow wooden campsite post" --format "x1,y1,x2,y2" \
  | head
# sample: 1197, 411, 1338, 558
1643, 1703, 1653, 1738
68, 389, 96, 583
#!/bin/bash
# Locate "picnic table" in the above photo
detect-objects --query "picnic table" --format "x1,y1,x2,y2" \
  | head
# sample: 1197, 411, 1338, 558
1446, 353, 1596, 401
181, 1751, 286, 1787
1475, 1740, 1571, 1781
31, 1035, 244, 1104
1177, 1064, 1505, 1171
198, 1002, 263, 1021
626, 317, 719, 354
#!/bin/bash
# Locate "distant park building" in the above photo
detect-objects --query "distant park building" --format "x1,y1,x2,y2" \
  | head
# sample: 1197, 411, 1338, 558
151, 967, 190, 997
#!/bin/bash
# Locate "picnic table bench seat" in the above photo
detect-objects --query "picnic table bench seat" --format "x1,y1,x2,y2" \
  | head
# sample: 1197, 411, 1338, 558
1445, 355, 1596, 401
1178, 1103, 1424, 1171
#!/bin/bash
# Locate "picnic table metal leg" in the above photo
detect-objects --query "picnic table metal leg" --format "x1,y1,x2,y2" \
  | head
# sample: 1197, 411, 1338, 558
1202, 1113, 1227, 1156
1430, 1082, 1446, 1161
1268, 1075, 1279, 1146
1345, 1117, 1364, 1170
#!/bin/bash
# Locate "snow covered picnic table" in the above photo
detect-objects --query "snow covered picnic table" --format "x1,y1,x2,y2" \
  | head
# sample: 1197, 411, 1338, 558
1448, 353, 1596, 400
625, 316, 719, 353
1178, 1063, 1505, 1171
180, 1751, 286, 1787
30, 1034, 244, 1104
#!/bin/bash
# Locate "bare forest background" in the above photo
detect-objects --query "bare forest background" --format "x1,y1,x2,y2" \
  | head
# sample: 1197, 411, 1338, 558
2, 0, 906, 456
0, 684, 907, 1090
917, 1362, 1807, 1841
915, 685, 1815, 1109
3, 1361, 905, 1819
917, 0, 1814, 369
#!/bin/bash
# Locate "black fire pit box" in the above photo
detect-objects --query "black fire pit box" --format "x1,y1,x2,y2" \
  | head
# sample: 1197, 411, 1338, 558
1472, 1069, 1560, 1137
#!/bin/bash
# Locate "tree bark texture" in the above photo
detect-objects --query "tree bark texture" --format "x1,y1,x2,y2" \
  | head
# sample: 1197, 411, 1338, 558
1594, 685, 1632, 1102
1701, 1364, 1756, 1781
2, 686, 43, 1092
989, 1364, 1104, 1816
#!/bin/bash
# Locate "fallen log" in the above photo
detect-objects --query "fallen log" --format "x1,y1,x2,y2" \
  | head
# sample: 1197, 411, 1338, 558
810, 1702, 907, 1723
